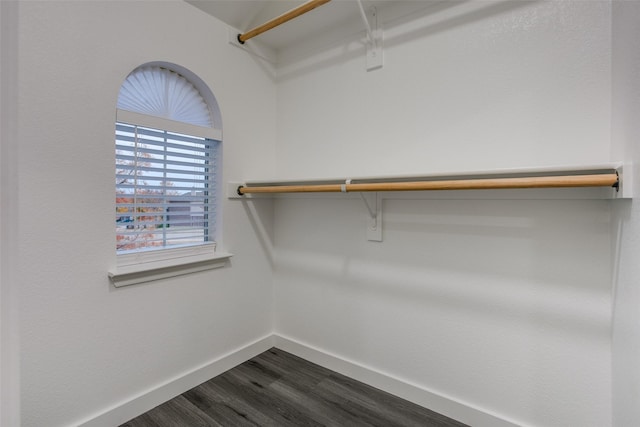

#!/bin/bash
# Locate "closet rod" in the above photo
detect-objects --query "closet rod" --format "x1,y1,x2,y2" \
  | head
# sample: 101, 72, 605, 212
237, 173, 619, 195
237, 0, 332, 44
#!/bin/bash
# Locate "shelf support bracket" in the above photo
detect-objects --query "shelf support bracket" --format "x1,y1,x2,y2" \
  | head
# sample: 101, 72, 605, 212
359, 192, 382, 241
357, 1, 383, 71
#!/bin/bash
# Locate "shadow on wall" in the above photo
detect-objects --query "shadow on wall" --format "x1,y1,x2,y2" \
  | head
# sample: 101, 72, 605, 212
242, 198, 276, 268
610, 198, 640, 426
610, 198, 632, 298
276, 0, 536, 82
273, 197, 612, 340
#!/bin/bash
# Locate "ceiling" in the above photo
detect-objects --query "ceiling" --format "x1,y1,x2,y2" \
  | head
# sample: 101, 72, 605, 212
185, 0, 423, 51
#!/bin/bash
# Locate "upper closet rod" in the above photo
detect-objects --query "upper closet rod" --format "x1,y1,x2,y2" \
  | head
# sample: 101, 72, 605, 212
237, 0, 332, 44
237, 173, 619, 195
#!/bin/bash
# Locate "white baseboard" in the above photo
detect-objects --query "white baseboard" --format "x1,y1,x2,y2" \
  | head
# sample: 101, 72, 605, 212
273, 334, 521, 427
75, 333, 520, 427
75, 335, 275, 427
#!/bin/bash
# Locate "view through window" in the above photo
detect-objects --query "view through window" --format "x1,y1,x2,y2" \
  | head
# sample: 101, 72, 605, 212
115, 123, 218, 252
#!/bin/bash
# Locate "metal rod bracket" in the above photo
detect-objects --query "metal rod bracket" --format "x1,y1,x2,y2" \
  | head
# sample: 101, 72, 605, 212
359, 192, 382, 241
359, 192, 376, 219
357, 2, 383, 71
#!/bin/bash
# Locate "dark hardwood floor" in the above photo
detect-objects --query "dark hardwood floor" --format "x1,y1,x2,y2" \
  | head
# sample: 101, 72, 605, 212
121, 347, 468, 427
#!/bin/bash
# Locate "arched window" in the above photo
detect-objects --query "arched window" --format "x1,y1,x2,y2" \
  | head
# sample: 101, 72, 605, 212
115, 65, 222, 255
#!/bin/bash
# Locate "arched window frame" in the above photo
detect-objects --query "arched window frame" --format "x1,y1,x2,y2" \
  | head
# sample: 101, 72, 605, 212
109, 64, 230, 288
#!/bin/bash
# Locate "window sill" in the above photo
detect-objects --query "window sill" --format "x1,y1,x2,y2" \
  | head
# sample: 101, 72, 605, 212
108, 247, 232, 288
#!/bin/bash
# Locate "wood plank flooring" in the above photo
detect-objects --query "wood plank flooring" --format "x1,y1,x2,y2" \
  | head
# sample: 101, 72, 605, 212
120, 348, 468, 427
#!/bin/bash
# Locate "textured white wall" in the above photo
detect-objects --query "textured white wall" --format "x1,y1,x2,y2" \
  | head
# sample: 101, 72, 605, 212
1, 1, 21, 425
275, 1, 611, 180
16, 2, 276, 426
611, 1, 640, 425
274, 197, 612, 426
274, 1, 614, 426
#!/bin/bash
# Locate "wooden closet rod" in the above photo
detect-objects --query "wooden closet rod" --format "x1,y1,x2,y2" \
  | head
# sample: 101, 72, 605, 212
237, 0, 332, 44
237, 173, 619, 195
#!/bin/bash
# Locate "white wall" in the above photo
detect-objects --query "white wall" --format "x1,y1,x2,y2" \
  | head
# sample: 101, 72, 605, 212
611, 0, 640, 425
9, 1, 638, 426
274, 1, 614, 426
275, 1, 611, 179
16, 1, 276, 426
1, 1, 21, 425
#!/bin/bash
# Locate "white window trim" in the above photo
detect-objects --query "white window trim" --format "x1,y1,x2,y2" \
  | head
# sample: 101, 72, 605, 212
109, 243, 232, 287
113, 111, 227, 287
112, 67, 226, 287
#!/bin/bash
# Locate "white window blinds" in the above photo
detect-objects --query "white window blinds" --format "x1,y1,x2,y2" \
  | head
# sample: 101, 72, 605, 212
117, 66, 213, 127
116, 122, 219, 253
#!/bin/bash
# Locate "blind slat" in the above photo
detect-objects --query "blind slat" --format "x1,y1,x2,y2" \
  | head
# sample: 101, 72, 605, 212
115, 162, 215, 177
116, 138, 210, 155
116, 174, 212, 185
115, 155, 212, 169
116, 147, 210, 162
117, 124, 217, 145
